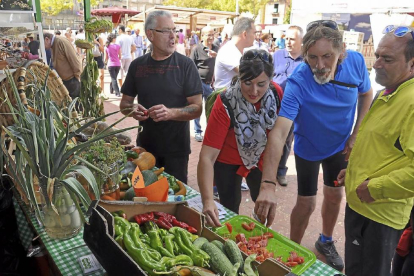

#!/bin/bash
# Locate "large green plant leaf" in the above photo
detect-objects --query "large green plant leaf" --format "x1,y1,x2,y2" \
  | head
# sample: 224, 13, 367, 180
63, 165, 100, 200
60, 177, 91, 209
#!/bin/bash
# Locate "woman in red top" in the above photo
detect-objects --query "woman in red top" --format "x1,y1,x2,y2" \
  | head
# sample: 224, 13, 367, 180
198, 49, 281, 227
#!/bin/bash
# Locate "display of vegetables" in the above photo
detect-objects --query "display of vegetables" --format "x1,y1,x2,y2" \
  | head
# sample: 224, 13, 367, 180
111, 211, 262, 275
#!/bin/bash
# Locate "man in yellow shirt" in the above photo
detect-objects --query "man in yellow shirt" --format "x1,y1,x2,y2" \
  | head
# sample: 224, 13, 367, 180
337, 25, 414, 276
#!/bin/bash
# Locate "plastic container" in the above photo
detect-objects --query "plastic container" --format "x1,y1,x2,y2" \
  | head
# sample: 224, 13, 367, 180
214, 215, 317, 275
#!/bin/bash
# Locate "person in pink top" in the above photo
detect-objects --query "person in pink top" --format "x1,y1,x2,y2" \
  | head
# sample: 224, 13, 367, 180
105, 33, 122, 96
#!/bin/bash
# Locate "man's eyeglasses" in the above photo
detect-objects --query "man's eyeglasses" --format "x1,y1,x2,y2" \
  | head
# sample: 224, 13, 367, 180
150, 28, 176, 35
242, 50, 271, 63
383, 25, 414, 40
306, 20, 338, 32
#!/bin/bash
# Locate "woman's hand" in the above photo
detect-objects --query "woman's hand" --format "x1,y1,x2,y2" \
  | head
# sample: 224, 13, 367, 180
202, 199, 221, 227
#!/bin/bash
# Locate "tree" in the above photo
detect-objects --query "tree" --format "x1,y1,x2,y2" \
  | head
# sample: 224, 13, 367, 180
40, 0, 101, 16
41, 0, 73, 16
162, 0, 267, 18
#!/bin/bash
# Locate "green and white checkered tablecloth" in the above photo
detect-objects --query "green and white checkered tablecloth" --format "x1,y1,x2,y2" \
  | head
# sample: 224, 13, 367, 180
14, 185, 341, 276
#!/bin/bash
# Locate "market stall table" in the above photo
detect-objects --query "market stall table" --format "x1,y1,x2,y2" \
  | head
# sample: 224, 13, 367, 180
14, 185, 342, 276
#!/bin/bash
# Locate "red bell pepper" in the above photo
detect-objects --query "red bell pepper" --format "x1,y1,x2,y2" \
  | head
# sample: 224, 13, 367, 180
225, 222, 233, 234
134, 212, 155, 225
154, 212, 176, 223
155, 216, 173, 230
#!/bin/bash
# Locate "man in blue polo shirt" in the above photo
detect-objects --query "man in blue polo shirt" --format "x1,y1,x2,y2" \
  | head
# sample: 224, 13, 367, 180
257, 21, 373, 271
272, 25, 304, 187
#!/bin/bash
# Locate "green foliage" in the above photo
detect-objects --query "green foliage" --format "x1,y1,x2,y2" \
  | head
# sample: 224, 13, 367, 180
40, 0, 74, 16
239, 0, 268, 18
283, 3, 291, 24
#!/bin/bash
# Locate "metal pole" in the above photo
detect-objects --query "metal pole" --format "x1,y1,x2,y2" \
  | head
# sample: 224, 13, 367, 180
236, 0, 239, 15
84, 0, 91, 22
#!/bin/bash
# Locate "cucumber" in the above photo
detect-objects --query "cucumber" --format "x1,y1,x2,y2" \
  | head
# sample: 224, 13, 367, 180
201, 242, 233, 275
224, 239, 244, 273
211, 240, 226, 253
193, 237, 209, 249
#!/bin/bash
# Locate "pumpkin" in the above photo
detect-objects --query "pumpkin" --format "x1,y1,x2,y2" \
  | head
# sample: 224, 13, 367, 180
132, 152, 156, 171
131, 146, 147, 155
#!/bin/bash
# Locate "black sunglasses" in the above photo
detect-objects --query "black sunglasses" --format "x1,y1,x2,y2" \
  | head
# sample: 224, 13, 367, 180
242, 50, 271, 63
306, 20, 338, 32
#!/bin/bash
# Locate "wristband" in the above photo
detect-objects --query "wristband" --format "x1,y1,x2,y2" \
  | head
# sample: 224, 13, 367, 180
262, 180, 277, 186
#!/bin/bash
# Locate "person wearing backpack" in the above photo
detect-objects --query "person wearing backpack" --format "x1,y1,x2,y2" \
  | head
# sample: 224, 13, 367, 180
198, 49, 282, 227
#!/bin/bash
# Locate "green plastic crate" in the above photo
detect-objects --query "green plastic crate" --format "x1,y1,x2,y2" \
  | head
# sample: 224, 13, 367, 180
214, 215, 316, 275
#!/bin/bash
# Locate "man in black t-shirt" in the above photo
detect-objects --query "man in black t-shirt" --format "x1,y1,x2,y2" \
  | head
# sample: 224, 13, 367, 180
120, 10, 203, 183
189, 26, 218, 142
28, 34, 39, 55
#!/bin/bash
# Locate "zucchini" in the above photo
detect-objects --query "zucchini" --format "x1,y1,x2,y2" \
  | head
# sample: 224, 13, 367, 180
201, 242, 233, 275
193, 237, 209, 249
211, 240, 226, 253
224, 239, 244, 273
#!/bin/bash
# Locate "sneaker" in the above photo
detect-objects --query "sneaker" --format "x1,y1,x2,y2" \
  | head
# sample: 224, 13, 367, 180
315, 235, 344, 271
277, 175, 288, 186
195, 133, 203, 142
241, 182, 249, 191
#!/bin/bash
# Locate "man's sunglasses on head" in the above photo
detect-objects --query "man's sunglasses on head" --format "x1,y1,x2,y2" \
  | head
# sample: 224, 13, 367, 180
383, 25, 414, 40
306, 20, 338, 32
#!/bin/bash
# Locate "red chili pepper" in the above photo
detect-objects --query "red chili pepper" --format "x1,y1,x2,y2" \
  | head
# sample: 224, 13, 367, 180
242, 222, 252, 231
249, 222, 256, 230
186, 226, 197, 234
155, 217, 173, 230
285, 262, 299, 267
154, 212, 176, 223
225, 222, 233, 234
134, 212, 155, 225
172, 218, 190, 229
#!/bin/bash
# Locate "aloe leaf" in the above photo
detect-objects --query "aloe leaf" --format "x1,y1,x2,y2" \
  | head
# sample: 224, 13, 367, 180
66, 188, 87, 224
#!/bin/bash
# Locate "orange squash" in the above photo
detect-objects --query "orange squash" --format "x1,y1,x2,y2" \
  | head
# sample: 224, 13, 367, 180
133, 152, 156, 171
131, 146, 147, 155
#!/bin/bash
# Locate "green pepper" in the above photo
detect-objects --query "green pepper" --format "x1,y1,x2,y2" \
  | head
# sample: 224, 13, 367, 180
179, 229, 194, 250
129, 227, 145, 249
148, 230, 163, 249
111, 210, 127, 219
115, 235, 125, 249
159, 229, 168, 239
191, 248, 210, 268
114, 225, 124, 237
125, 150, 139, 160
167, 176, 180, 193
123, 231, 166, 273
146, 247, 162, 261
144, 221, 159, 233
173, 240, 180, 255
164, 254, 194, 269
173, 231, 193, 256
164, 234, 175, 256
114, 216, 131, 233
140, 233, 150, 244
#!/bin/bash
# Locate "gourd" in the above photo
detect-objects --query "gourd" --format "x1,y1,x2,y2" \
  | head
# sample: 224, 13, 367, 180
193, 237, 209, 249
142, 170, 158, 187
224, 239, 244, 273
201, 242, 233, 275
211, 240, 226, 253
133, 152, 156, 171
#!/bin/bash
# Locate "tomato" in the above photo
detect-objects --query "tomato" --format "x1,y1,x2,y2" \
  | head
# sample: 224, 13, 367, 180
285, 262, 299, 267
249, 222, 256, 230
242, 222, 252, 231
263, 232, 274, 239
225, 222, 233, 233
236, 233, 247, 243
143, 110, 149, 116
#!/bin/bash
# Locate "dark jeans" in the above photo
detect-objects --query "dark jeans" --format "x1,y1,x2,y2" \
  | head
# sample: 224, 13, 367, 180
345, 204, 402, 276
62, 77, 80, 99
213, 161, 261, 214
194, 81, 213, 134
277, 125, 294, 176
108, 66, 121, 94
154, 154, 189, 184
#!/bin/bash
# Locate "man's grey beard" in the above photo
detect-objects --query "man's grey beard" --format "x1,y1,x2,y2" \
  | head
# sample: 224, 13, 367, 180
312, 68, 332, 84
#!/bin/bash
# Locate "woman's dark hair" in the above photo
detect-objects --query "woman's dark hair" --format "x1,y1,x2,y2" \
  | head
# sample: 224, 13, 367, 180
106, 33, 116, 47
238, 49, 274, 83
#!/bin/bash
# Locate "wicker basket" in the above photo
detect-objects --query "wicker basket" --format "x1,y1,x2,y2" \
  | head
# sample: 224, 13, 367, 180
0, 60, 72, 128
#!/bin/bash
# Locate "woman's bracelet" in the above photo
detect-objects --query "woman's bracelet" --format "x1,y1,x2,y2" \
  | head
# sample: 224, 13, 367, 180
262, 180, 277, 186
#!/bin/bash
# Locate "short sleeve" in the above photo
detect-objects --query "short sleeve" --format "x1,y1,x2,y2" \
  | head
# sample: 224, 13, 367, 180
121, 60, 137, 97
278, 78, 302, 121
203, 96, 231, 150
354, 51, 371, 93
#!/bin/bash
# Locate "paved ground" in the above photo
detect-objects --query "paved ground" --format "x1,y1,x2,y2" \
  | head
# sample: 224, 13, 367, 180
101, 71, 346, 270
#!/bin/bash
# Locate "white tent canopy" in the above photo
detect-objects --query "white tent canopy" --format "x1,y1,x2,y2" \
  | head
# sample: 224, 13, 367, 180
128, 5, 237, 28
